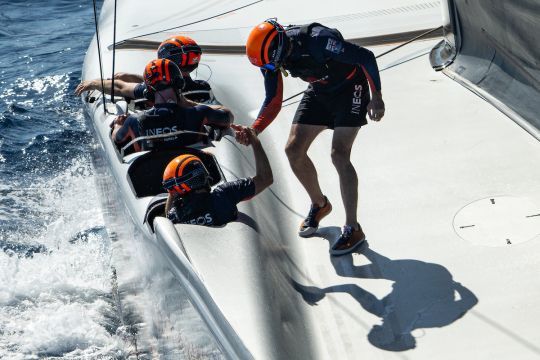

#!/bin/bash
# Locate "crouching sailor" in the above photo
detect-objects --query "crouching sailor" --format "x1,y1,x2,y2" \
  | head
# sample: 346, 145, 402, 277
164, 126, 273, 226
112, 58, 233, 152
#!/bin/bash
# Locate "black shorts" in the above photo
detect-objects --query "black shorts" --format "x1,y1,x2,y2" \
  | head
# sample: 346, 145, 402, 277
292, 75, 370, 129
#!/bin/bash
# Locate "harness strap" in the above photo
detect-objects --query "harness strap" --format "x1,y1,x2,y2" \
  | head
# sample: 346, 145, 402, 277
120, 129, 209, 157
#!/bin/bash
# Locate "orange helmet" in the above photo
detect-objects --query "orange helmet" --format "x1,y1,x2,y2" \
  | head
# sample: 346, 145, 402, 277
162, 154, 211, 195
143, 58, 185, 92
246, 19, 288, 70
158, 35, 202, 73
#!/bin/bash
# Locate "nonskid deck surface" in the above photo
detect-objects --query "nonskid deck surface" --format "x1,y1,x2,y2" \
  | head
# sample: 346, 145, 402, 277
83, 0, 540, 358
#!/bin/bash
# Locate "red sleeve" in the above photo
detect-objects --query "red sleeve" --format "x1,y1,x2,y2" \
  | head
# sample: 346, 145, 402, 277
360, 65, 378, 94
252, 69, 283, 133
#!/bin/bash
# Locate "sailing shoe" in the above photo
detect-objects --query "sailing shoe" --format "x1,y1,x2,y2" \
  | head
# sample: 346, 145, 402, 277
330, 223, 366, 256
298, 196, 332, 237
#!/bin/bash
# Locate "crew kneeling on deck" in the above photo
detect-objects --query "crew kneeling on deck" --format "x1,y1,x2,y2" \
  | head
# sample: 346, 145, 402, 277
112, 59, 233, 151
163, 126, 273, 226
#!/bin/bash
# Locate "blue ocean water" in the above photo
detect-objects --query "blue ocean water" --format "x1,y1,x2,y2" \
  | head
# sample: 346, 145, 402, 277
0, 1, 221, 358
0, 0, 93, 226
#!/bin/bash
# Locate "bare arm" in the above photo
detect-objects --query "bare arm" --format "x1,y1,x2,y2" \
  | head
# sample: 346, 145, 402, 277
234, 125, 273, 195
75, 78, 138, 98
111, 123, 123, 143
114, 72, 144, 83
165, 193, 174, 213
251, 139, 273, 195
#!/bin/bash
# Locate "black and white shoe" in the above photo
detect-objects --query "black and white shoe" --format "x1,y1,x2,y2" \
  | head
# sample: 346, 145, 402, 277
330, 223, 366, 256
298, 196, 332, 237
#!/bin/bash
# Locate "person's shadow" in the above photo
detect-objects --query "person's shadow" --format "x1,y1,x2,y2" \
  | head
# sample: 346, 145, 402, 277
293, 226, 478, 351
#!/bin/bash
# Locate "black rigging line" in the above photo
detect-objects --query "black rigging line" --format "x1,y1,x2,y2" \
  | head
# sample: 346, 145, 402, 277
281, 25, 444, 104
92, 0, 107, 114
111, 0, 118, 103
122, 0, 263, 41
375, 25, 442, 59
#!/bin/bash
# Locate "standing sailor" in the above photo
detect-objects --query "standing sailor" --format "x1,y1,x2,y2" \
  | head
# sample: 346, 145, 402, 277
237, 19, 385, 255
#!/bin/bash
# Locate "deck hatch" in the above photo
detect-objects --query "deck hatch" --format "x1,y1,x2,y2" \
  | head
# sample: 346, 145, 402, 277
453, 196, 540, 247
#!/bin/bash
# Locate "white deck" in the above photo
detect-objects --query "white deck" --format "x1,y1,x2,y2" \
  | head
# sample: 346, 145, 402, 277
173, 39, 540, 359
84, 0, 540, 358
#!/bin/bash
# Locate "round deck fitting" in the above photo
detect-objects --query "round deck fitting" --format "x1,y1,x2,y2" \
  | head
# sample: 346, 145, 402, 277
453, 196, 540, 247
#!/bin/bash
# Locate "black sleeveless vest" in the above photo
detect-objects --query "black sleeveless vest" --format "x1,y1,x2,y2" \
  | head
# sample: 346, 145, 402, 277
284, 23, 358, 87
138, 107, 201, 150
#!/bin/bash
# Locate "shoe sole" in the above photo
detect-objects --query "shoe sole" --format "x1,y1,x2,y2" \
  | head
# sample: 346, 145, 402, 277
298, 226, 317, 237
330, 236, 366, 256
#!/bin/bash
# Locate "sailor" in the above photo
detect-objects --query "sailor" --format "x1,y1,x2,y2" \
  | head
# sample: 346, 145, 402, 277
236, 19, 386, 255
112, 58, 233, 152
163, 126, 273, 226
75, 35, 212, 103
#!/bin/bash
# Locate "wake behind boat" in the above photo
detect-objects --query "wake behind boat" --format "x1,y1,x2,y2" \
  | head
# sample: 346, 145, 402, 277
80, 0, 540, 359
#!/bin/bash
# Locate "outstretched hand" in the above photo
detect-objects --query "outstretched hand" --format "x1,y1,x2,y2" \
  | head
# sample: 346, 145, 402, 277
231, 124, 258, 146
74, 80, 96, 96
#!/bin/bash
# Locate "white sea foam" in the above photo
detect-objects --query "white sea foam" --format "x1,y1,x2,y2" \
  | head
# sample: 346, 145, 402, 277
1, 94, 221, 358
0, 138, 4, 163
0, 157, 222, 358
0, 158, 121, 359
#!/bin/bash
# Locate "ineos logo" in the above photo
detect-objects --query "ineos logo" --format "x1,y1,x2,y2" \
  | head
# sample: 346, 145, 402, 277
145, 126, 178, 136
351, 84, 363, 115
183, 213, 213, 225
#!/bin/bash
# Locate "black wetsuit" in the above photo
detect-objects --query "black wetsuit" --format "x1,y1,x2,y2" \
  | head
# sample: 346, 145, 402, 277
167, 178, 256, 226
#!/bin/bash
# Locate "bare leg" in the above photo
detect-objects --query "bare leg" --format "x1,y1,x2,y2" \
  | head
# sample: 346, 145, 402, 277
285, 124, 327, 206
331, 127, 361, 227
